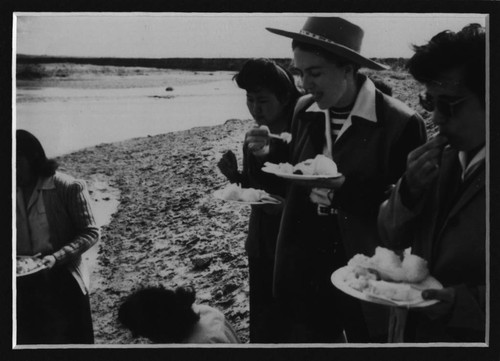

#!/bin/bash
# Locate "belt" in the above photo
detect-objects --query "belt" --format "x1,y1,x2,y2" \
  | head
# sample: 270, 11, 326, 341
317, 205, 339, 216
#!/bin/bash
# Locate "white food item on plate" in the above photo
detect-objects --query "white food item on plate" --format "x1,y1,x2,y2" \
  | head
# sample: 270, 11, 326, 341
264, 154, 338, 176
347, 246, 429, 283
218, 184, 269, 203
264, 162, 294, 174
344, 265, 378, 291
366, 279, 422, 302
17, 257, 43, 275
372, 246, 403, 270
240, 188, 265, 202
347, 254, 372, 268
401, 254, 430, 283
220, 183, 243, 201
293, 159, 315, 175
311, 154, 338, 175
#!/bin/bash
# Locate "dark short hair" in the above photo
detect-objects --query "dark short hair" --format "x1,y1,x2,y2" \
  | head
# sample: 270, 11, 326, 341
291, 39, 361, 73
118, 286, 200, 343
407, 23, 485, 103
233, 58, 301, 104
16, 129, 58, 177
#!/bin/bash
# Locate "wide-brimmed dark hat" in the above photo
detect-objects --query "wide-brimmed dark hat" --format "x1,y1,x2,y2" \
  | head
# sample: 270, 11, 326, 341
267, 17, 389, 70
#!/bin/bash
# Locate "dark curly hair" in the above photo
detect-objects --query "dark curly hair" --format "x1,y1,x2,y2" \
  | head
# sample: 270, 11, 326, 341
233, 58, 301, 105
16, 129, 58, 177
118, 286, 200, 343
407, 23, 485, 103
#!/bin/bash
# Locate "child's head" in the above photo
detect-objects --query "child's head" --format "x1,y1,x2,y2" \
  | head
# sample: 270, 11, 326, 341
118, 286, 200, 343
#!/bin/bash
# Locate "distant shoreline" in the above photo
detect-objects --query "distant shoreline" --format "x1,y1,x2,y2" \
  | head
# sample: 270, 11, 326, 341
17, 55, 295, 72
17, 54, 409, 72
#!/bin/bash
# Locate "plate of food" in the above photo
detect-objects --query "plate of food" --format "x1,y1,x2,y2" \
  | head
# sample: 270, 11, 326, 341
262, 154, 342, 180
16, 255, 46, 277
331, 247, 443, 308
214, 184, 281, 205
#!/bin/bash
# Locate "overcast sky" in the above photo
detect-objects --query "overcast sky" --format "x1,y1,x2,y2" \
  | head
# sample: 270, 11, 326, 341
14, 13, 487, 59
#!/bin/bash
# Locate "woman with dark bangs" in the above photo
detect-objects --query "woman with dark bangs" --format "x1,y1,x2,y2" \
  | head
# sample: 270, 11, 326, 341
16, 129, 99, 344
217, 58, 301, 342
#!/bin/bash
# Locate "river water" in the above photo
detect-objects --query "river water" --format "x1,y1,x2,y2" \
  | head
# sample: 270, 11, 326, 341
15, 67, 250, 157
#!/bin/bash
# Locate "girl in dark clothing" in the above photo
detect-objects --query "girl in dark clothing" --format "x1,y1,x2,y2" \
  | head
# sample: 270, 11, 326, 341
217, 58, 301, 342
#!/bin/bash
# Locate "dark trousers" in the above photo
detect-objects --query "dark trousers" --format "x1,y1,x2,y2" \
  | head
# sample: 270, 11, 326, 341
17, 267, 94, 344
248, 256, 287, 343
278, 249, 370, 343
275, 214, 370, 343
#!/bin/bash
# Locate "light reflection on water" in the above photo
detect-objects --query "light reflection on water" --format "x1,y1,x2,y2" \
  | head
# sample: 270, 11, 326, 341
15, 70, 250, 157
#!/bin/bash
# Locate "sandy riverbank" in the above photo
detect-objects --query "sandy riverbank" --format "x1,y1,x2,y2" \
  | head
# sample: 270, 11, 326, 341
56, 118, 255, 344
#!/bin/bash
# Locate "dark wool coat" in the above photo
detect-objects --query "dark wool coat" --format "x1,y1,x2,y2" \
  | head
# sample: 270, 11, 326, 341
379, 146, 485, 342
273, 76, 427, 341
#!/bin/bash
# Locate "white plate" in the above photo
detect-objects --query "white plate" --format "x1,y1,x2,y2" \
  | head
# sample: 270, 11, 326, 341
331, 266, 443, 308
262, 166, 342, 180
16, 256, 46, 277
213, 190, 281, 205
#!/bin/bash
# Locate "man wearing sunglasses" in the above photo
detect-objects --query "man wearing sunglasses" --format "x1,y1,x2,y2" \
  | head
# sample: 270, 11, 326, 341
378, 23, 486, 342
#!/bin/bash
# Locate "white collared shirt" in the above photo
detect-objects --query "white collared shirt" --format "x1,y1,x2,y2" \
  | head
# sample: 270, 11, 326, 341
16, 176, 54, 255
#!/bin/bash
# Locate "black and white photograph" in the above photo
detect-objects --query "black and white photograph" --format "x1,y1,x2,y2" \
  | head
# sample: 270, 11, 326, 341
7, 6, 500, 361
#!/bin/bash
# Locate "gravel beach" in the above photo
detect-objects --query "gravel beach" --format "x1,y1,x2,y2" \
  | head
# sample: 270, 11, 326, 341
56, 118, 255, 344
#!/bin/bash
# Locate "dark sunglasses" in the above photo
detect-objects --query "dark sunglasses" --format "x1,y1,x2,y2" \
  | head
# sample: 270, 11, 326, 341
419, 92, 469, 117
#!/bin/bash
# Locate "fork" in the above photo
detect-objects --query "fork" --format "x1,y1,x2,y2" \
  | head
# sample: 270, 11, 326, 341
268, 132, 292, 143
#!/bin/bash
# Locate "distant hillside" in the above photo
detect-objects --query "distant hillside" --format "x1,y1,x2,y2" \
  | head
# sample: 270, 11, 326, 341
17, 54, 409, 72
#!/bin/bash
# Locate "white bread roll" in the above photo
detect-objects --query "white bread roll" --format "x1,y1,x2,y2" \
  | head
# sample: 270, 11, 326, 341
312, 154, 338, 175
402, 254, 429, 283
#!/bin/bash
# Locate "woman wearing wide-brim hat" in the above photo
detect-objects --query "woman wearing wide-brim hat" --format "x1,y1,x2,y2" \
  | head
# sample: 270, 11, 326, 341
262, 17, 428, 342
